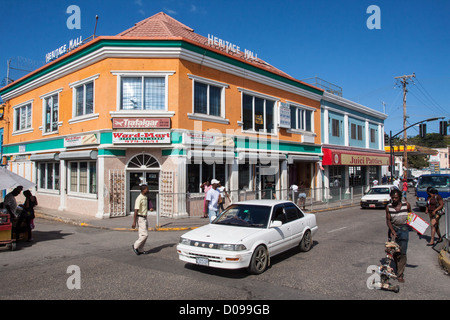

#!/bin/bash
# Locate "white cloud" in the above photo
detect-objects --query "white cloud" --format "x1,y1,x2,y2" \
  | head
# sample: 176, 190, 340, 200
163, 7, 178, 15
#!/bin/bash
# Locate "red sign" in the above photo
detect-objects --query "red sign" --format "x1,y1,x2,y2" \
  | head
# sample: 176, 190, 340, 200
112, 118, 171, 129
322, 148, 390, 166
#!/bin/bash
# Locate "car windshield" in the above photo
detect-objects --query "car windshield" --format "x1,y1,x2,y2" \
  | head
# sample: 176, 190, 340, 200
418, 176, 450, 189
367, 187, 390, 195
213, 204, 271, 228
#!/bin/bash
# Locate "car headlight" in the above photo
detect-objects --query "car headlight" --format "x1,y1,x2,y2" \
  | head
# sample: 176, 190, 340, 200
179, 237, 191, 246
218, 244, 247, 251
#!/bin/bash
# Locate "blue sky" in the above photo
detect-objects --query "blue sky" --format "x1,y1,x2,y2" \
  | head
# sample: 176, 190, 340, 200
1, 0, 449, 136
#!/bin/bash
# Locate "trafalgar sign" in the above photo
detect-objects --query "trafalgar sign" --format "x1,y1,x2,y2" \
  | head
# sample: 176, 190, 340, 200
112, 118, 171, 129
112, 132, 171, 144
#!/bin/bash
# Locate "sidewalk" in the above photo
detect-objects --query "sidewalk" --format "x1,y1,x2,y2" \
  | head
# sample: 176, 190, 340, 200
34, 208, 210, 232
34, 200, 361, 232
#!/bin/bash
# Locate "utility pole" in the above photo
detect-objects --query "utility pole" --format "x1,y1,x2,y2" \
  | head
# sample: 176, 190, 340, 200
394, 73, 415, 180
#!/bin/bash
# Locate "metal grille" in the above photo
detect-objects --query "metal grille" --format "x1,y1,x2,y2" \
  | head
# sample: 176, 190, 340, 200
109, 169, 126, 217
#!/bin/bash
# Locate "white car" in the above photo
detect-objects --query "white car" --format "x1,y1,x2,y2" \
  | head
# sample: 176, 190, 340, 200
360, 185, 398, 209
177, 200, 318, 274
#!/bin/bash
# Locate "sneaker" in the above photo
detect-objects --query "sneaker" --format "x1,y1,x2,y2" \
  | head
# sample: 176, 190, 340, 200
132, 245, 141, 255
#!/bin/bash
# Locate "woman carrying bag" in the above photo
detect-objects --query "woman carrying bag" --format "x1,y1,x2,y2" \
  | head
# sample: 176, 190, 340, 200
425, 187, 444, 246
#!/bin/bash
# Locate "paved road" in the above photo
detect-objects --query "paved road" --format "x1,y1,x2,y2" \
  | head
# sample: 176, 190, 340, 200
0, 203, 448, 300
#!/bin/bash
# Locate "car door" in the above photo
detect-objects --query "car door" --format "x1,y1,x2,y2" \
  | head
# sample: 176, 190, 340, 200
265, 204, 292, 256
283, 203, 305, 248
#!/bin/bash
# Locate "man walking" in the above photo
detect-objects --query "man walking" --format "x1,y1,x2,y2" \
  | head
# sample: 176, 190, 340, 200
132, 184, 149, 255
205, 179, 220, 223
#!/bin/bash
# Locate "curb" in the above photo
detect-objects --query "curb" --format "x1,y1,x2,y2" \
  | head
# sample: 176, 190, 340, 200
438, 249, 450, 275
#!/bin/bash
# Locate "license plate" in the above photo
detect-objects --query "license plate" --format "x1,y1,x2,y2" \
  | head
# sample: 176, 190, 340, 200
369, 204, 376, 208
196, 257, 209, 266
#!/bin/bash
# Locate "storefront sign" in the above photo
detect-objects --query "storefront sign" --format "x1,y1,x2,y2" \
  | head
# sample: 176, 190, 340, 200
279, 102, 291, 129
113, 132, 171, 144
323, 148, 390, 166
112, 118, 171, 129
340, 154, 389, 166
64, 133, 99, 147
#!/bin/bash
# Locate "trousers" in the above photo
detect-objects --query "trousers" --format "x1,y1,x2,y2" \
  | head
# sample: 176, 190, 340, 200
134, 216, 148, 252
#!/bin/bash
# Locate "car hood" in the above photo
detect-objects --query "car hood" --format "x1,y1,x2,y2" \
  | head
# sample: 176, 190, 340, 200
182, 224, 263, 244
361, 194, 390, 201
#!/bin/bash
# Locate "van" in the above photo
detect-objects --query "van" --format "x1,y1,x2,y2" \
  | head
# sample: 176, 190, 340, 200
415, 174, 450, 211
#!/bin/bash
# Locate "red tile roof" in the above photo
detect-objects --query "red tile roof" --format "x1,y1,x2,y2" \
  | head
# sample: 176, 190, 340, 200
117, 12, 306, 83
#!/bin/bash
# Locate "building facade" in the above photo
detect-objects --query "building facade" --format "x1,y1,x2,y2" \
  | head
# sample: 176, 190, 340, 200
0, 13, 325, 218
320, 92, 389, 194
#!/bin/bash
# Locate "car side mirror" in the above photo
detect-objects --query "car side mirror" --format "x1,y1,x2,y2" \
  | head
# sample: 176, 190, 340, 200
270, 220, 282, 228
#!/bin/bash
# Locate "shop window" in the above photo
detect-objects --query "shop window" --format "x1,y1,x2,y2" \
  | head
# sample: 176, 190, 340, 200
187, 163, 227, 193
349, 166, 363, 187
120, 76, 165, 111
239, 163, 251, 190
69, 161, 97, 195
38, 162, 60, 191
13, 102, 32, 132
329, 165, 342, 187
241, 93, 275, 134
43, 94, 59, 133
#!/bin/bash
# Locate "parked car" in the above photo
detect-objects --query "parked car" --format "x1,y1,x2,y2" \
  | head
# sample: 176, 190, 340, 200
415, 174, 450, 211
360, 185, 399, 209
177, 200, 318, 274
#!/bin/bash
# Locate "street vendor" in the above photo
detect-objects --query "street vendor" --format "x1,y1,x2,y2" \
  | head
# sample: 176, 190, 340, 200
4, 186, 23, 221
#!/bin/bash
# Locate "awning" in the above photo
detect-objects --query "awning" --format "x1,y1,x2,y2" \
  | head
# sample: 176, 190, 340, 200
187, 150, 235, 163
322, 148, 389, 166
59, 150, 98, 160
238, 152, 286, 164
287, 155, 321, 164
30, 153, 59, 161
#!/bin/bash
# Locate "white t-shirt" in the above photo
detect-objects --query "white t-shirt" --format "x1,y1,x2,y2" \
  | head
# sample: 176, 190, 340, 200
206, 188, 220, 212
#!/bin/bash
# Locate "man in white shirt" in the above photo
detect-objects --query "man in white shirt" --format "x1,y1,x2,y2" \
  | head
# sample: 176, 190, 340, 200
205, 179, 220, 223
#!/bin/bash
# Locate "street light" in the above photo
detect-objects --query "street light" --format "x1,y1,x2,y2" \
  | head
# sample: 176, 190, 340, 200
389, 117, 445, 178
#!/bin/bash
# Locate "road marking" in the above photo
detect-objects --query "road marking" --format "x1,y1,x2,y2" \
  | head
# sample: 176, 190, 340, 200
327, 226, 348, 233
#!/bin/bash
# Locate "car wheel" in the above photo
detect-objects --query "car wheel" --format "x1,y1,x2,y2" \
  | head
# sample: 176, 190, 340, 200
248, 245, 268, 275
299, 230, 312, 252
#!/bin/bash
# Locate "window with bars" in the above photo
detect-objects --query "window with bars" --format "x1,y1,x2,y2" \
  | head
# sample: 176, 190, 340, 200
69, 161, 97, 194
38, 162, 60, 191
120, 77, 165, 111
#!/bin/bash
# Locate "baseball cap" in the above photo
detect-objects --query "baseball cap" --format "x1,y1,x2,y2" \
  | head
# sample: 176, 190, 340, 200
211, 179, 220, 184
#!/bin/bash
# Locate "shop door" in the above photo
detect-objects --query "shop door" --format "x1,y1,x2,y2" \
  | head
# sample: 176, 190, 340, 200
128, 171, 159, 214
